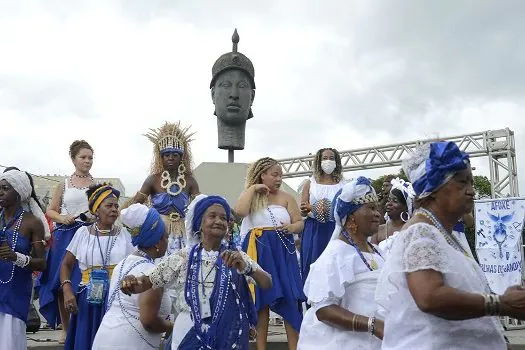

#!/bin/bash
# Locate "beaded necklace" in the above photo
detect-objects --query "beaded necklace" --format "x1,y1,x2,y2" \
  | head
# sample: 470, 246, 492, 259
185, 243, 250, 349
340, 230, 383, 271
0, 208, 25, 284
108, 254, 158, 349
267, 208, 296, 255
160, 168, 186, 197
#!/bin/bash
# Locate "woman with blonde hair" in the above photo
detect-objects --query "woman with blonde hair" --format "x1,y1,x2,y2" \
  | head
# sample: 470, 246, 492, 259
235, 157, 305, 350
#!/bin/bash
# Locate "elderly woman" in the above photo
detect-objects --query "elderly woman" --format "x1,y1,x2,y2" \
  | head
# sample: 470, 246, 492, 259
60, 183, 133, 350
299, 148, 346, 285
375, 178, 416, 257
40, 140, 95, 341
92, 204, 172, 349
235, 157, 305, 350
0, 169, 48, 350
298, 177, 384, 349
376, 141, 525, 349
121, 195, 272, 349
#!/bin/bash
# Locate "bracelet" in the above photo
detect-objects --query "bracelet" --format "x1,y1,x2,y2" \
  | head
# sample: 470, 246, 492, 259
14, 252, 31, 268
483, 293, 501, 316
239, 261, 253, 275
351, 314, 358, 331
60, 280, 72, 290
367, 316, 376, 336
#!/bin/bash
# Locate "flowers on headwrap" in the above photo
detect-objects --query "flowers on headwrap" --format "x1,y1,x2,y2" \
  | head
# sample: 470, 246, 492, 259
330, 176, 378, 240
88, 185, 120, 214
390, 178, 416, 216
184, 194, 231, 246
121, 204, 166, 248
403, 142, 469, 198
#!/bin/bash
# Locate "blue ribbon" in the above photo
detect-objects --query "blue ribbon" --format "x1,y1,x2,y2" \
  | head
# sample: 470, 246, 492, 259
192, 196, 231, 233
131, 208, 165, 248
412, 142, 469, 196
160, 148, 184, 156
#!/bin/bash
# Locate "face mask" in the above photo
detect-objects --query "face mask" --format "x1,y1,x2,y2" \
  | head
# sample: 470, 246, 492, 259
321, 160, 337, 175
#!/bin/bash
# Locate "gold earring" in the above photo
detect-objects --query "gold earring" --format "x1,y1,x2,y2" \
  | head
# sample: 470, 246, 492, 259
349, 220, 358, 235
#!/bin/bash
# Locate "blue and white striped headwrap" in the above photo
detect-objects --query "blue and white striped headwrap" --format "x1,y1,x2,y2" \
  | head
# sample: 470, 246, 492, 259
330, 176, 378, 240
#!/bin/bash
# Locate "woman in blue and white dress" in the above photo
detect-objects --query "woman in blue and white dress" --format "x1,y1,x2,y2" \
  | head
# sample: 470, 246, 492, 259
235, 157, 306, 350
120, 195, 272, 349
92, 204, 172, 350
39, 140, 95, 341
0, 169, 48, 350
299, 148, 345, 285
60, 184, 133, 350
298, 177, 384, 350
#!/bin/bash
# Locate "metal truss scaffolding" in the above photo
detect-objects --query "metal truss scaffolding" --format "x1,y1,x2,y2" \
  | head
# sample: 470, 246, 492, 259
278, 128, 519, 198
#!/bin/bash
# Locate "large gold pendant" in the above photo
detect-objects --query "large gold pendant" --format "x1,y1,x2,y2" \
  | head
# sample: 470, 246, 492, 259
370, 259, 378, 270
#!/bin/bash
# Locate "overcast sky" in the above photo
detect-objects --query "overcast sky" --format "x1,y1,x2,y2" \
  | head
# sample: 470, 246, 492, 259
1, 0, 524, 196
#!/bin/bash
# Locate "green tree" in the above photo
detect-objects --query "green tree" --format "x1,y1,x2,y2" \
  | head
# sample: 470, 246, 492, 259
473, 175, 491, 199
371, 169, 408, 194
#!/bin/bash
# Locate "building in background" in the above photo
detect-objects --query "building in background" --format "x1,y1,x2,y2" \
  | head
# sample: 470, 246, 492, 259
32, 175, 127, 208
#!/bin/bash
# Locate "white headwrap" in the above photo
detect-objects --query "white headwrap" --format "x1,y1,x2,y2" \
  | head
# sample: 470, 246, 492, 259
389, 177, 416, 216
0, 170, 50, 239
330, 176, 378, 241
121, 203, 150, 229
185, 194, 209, 246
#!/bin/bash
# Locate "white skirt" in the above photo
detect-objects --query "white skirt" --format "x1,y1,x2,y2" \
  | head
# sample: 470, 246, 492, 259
0, 312, 27, 350
171, 311, 193, 349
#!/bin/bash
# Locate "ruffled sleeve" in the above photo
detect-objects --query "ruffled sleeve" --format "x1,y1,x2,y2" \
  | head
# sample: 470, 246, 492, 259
148, 248, 188, 289
402, 223, 453, 273
303, 240, 358, 305
65, 225, 89, 258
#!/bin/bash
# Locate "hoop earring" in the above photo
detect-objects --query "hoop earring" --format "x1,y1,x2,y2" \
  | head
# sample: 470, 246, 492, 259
400, 212, 410, 223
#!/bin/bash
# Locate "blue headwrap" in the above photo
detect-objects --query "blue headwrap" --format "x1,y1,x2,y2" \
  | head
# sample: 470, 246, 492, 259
192, 196, 231, 233
131, 208, 166, 248
330, 176, 378, 240
406, 142, 469, 198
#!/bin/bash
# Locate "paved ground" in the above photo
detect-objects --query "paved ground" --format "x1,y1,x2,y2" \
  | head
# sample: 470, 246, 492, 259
25, 326, 525, 350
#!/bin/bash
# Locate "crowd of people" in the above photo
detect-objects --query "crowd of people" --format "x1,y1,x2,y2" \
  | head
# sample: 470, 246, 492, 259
1, 121, 525, 350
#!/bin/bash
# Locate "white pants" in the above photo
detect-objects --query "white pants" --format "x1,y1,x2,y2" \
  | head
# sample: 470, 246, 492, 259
171, 311, 193, 349
0, 312, 27, 350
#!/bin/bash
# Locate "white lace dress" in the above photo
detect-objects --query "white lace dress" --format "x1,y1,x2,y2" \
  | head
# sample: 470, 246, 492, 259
146, 247, 260, 349
298, 239, 383, 350
375, 223, 506, 350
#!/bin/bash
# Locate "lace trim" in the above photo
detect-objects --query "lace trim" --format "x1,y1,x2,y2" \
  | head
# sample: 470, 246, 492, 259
149, 249, 187, 289
403, 223, 451, 273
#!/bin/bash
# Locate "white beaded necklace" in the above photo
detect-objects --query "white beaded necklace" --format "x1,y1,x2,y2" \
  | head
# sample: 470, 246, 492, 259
0, 211, 24, 284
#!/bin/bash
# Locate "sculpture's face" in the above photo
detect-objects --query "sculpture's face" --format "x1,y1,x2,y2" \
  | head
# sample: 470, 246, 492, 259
212, 69, 254, 125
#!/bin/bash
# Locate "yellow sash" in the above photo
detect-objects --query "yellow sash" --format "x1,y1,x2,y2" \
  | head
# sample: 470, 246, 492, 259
81, 265, 116, 285
247, 227, 273, 302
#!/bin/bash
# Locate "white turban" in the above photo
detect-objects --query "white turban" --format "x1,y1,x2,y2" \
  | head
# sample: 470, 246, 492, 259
121, 203, 150, 229
389, 177, 416, 216
0, 170, 50, 239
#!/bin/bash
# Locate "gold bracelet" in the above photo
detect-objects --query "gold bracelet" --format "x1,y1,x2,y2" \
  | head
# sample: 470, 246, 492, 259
352, 315, 358, 331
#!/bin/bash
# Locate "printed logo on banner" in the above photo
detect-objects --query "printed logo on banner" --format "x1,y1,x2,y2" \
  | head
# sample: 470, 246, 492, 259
475, 198, 525, 295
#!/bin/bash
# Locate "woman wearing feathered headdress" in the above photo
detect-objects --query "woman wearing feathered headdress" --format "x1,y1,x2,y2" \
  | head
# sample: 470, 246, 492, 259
0, 169, 48, 350
125, 122, 200, 256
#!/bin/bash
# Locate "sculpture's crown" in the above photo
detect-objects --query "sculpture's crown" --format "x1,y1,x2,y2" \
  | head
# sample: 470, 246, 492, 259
210, 29, 255, 89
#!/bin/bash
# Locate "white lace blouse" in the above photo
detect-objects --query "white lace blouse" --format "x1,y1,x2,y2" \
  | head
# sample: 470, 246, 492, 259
375, 223, 506, 350
147, 247, 260, 314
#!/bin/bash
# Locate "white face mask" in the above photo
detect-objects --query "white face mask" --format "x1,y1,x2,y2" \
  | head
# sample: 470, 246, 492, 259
321, 160, 337, 175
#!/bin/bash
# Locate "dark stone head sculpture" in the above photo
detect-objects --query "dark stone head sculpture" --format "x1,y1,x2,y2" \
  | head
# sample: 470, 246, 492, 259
210, 29, 255, 151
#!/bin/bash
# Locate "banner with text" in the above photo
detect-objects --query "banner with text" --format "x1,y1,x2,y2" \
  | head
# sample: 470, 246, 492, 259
475, 198, 525, 294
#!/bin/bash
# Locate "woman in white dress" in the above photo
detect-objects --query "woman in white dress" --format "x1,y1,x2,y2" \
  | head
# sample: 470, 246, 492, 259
299, 148, 346, 286
376, 141, 525, 350
39, 140, 95, 342
120, 195, 272, 350
92, 204, 172, 349
298, 176, 384, 350
376, 178, 415, 258
60, 183, 133, 350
